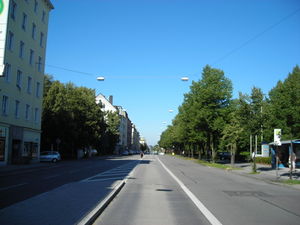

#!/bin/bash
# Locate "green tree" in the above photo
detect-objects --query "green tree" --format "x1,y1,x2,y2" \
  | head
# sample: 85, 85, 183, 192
221, 105, 244, 167
265, 66, 300, 140
41, 79, 107, 158
101, 111, 120, 155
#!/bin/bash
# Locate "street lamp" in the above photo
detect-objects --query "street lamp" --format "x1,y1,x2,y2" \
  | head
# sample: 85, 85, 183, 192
97, 76, 105, 81
181, 77, 189, 81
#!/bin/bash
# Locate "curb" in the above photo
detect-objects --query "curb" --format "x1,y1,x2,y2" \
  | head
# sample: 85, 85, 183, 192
78, 180, 126, 225
78, 158, 142, 225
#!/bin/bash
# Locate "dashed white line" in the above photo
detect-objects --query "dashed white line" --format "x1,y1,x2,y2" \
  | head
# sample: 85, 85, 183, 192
157, 156, 223, 225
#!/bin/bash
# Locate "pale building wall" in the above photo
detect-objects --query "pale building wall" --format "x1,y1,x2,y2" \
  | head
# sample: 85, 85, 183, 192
0, 0, 53, 165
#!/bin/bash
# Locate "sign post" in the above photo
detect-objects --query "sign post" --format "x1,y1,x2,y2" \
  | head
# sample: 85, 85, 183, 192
274, 129, 282, 179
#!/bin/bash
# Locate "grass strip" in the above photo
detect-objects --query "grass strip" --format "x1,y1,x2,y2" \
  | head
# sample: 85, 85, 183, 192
281, 179, 300, 185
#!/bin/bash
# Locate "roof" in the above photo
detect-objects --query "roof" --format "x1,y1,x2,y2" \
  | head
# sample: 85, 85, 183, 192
44, 0, 54, 10
269, 139, 300, 145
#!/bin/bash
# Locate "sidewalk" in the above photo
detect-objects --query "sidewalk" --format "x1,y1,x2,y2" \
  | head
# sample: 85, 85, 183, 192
229, 162, 300, 189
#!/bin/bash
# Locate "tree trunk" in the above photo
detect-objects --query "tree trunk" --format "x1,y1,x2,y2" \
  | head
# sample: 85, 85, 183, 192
198, 145, 202, 160
210, 133, 216, 163
231, 143, 236, 167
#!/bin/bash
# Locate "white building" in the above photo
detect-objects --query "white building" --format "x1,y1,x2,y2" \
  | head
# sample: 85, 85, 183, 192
0, 0, 54, 165
131, 124, 140, 151
96, 94, 127, 153
95, 94, 140, 154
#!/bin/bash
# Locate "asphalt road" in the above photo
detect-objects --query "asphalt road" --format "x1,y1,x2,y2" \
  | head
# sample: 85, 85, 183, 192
0, 155, 140, 209
94, 155, 300, 225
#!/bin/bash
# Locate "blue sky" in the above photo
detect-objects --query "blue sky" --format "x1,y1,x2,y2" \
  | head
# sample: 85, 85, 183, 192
46, 0, 300, 146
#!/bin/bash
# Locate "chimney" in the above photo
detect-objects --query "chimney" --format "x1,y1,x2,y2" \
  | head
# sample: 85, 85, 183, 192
109, 95, 113, 105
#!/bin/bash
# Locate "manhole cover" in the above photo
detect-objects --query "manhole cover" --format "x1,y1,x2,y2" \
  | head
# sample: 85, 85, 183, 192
224, 191, 271, 197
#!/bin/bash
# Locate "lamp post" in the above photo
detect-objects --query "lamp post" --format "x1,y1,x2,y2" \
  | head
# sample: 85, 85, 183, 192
97, 76, 105, 81
181, 77, 189, 81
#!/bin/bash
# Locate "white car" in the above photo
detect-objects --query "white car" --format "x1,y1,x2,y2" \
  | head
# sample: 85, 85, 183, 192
40, 151, 61, 163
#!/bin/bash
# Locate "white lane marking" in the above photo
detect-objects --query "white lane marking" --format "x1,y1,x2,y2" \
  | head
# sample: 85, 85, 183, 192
157, 156, 223, 225
81, 162, 139, 182
0, 182, 28, 191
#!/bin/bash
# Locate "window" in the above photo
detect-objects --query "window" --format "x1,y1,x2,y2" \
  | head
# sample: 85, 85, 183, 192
22, 13, 27, 30
4, 63, 11, 83
42, 10, 46, 23
27, 76, 32, 94
25, 104, 30, 120
2, 96, 8, 116
38, 56, 42, 72
8, 31, 14, 51
34, 108, 39, 122
32, 23, 36, 39
29, 49, 34, 65
19, 41, 25, 58
10, 1, 17, 20
34, 0, 38, 13
15, 100, 20, 118
36, 82, 40, 97
17, 70, 22, 89
40, 32, 44, 47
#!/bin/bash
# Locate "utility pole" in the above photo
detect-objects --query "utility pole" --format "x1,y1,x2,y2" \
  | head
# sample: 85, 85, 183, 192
250, 135, 252, 162
289, 140, 293, 180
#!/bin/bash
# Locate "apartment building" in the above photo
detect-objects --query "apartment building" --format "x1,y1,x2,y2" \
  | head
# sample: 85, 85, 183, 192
0, 0, 54, 165
96, 94, 140, 154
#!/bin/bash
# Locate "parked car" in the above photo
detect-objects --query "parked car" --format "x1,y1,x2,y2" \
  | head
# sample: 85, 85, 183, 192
90, 149, 98, 156
129, 150, 134, 155
217, 152, 231, 161
40, 151, 61, 163
122, 151, 129, 156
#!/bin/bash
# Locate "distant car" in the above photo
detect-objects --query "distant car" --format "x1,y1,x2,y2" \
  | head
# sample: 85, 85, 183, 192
90, 149, 98, 156
218, 152, 231, 161
129, 150, 134, 155
122, 151, 129, 156
40, 151, 61, 163
159, 152, 165, 155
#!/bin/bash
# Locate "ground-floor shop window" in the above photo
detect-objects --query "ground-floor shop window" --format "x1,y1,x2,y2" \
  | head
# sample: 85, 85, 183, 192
24, 142, 38, 158
0, 138, 5, 161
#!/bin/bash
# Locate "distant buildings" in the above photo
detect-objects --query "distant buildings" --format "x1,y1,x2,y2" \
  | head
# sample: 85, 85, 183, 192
0, 0, 54, 165
95, 94, 141, 154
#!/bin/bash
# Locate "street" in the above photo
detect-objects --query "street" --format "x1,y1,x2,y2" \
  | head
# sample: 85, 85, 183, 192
0, 156, 140, 209
1, 154, 300, 225
94, 155, 300, 225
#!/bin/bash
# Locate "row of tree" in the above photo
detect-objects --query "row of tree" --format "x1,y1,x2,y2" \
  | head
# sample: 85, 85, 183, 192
41, 75, 120, 158
159, 65, 300, 162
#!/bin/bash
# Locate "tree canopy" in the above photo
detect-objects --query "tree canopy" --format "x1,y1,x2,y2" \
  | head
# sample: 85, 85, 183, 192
159, 65, 300, 162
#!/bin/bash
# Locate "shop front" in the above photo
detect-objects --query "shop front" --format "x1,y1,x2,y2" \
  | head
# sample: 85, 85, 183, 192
0, 125, 9, 165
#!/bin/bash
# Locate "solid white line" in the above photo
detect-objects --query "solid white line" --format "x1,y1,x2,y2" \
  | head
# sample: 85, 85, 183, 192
0, 182, 28, 191
157, 156, 223, 225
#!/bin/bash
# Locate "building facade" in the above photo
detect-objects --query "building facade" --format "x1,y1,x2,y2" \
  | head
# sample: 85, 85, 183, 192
96, 94, 140, 154
0, 0, 53, 165
131, 124, 140, 151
